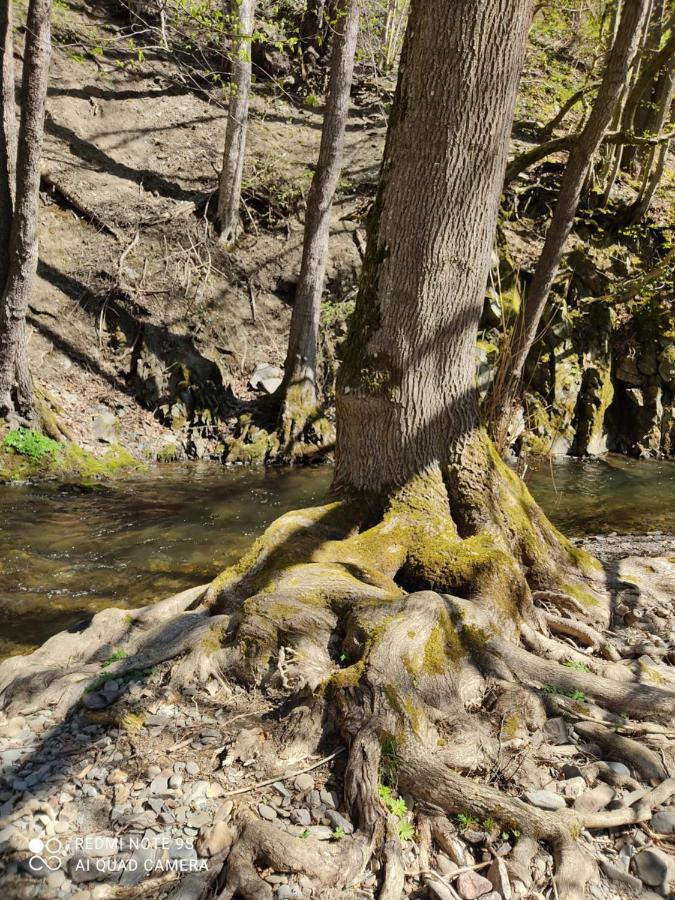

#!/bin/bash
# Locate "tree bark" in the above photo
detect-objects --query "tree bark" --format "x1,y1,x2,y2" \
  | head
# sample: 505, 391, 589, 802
484, 0, 650, 448
0, 0, 16, 288
611, 5, 675, 179
0, 0, 52, 420
623, 0, 665, 170
628, 53, 674, 222
277, 0, 359, 447
216, 0, 255, 245
334, 0, 534, 497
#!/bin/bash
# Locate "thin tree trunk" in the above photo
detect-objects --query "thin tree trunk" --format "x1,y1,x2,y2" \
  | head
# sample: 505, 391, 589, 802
0, 0, 17, 287
334, 0, 533, 496
484, 0, 650, 449
629, 54, 674, 221
382, 0, 407, 71
611, 7, 675, 166
598, 0, 628, 200
277, 0, 359, 445
216, 0, 255, 245
0, 0, 52, 419
624, 0, 664, 170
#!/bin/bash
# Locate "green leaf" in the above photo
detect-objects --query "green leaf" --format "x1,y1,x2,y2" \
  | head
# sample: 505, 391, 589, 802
398, 821, 415, 841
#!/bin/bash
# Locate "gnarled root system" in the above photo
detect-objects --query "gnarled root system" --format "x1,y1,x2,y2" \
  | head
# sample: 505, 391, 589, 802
1, 442, 673, 899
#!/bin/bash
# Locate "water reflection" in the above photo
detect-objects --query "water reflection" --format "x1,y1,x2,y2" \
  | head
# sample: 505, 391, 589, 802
0, 457, 672, 655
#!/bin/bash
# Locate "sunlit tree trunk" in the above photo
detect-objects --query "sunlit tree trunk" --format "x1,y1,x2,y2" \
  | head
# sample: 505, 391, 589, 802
276, 0, 359, 450
484, 0, 650, 450
0, 0, 52, 422
603, 8, 675, 198
0, 0, 16, 287
216, 0, 255, 245
629, 54, 674, 222
334, 0, 533, 496
382, 0, 408, 70
624, 0, 664, 171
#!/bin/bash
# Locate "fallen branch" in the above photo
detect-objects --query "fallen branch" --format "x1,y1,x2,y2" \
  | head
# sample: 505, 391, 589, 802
222, 747, 345, 797
41, 170, 123, 240
505, 127, 675, 184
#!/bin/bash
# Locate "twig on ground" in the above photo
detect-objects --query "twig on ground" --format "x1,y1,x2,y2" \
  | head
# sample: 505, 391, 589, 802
222, 748, 345, 797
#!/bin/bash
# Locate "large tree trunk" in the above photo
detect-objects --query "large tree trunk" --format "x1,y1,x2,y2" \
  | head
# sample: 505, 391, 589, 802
216, 0, 255, 246
484, 0, 650, 448
0, 0, 52, 421
334, 0, 533, 496
275, 0, 359, 454
0, 0, 16, 286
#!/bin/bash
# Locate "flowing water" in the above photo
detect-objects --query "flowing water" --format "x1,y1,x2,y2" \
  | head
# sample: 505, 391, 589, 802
0, 456, 673, 658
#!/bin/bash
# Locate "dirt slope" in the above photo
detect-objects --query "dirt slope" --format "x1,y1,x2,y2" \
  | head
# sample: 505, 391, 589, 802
23, 0, 384, 457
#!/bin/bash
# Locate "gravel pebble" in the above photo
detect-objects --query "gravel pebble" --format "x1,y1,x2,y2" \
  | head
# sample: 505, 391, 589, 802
524, 790, 566, 811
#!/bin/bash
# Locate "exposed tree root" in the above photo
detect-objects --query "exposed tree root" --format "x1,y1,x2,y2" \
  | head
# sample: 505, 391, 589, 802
520, 622, 632, 680
1, 441, 673, 899
574, 721, 670, 784
218, 812, 369, 899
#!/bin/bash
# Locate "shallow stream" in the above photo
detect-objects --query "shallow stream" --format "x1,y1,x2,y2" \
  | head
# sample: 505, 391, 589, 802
0, 456, 672, 657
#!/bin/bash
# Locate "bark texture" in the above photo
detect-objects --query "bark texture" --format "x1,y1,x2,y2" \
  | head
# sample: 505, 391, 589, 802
334, 0, 533, 496
0, 0, 52, 420
629, 52, 674, 221
484, 0, 650, 446
276, 0, 359, 452
603, 6, 675, 195
216, 0, 255, 245
0, 0, 16, 286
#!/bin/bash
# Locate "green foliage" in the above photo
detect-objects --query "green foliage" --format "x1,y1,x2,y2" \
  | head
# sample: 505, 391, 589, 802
456, 812, 478, 829
398, 821, 415, 841
542, 683, 585, 702
379, 734, 403, 786
331, 826, 346, 841
101, 649, 129, 668
378, 783, 415, 841
378, 783, 409, 819
3, 429, 59, 461
563, 659, 591, 673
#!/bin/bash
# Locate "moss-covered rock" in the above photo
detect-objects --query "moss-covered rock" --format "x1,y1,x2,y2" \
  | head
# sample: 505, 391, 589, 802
0, 429, 141, 483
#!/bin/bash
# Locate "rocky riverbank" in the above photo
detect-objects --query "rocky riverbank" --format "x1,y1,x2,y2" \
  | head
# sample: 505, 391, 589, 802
0, 540, 673, 900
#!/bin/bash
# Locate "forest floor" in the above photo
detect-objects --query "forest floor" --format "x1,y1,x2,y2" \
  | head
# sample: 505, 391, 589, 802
24, 0, 381, 459
0, 537, 673, 900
